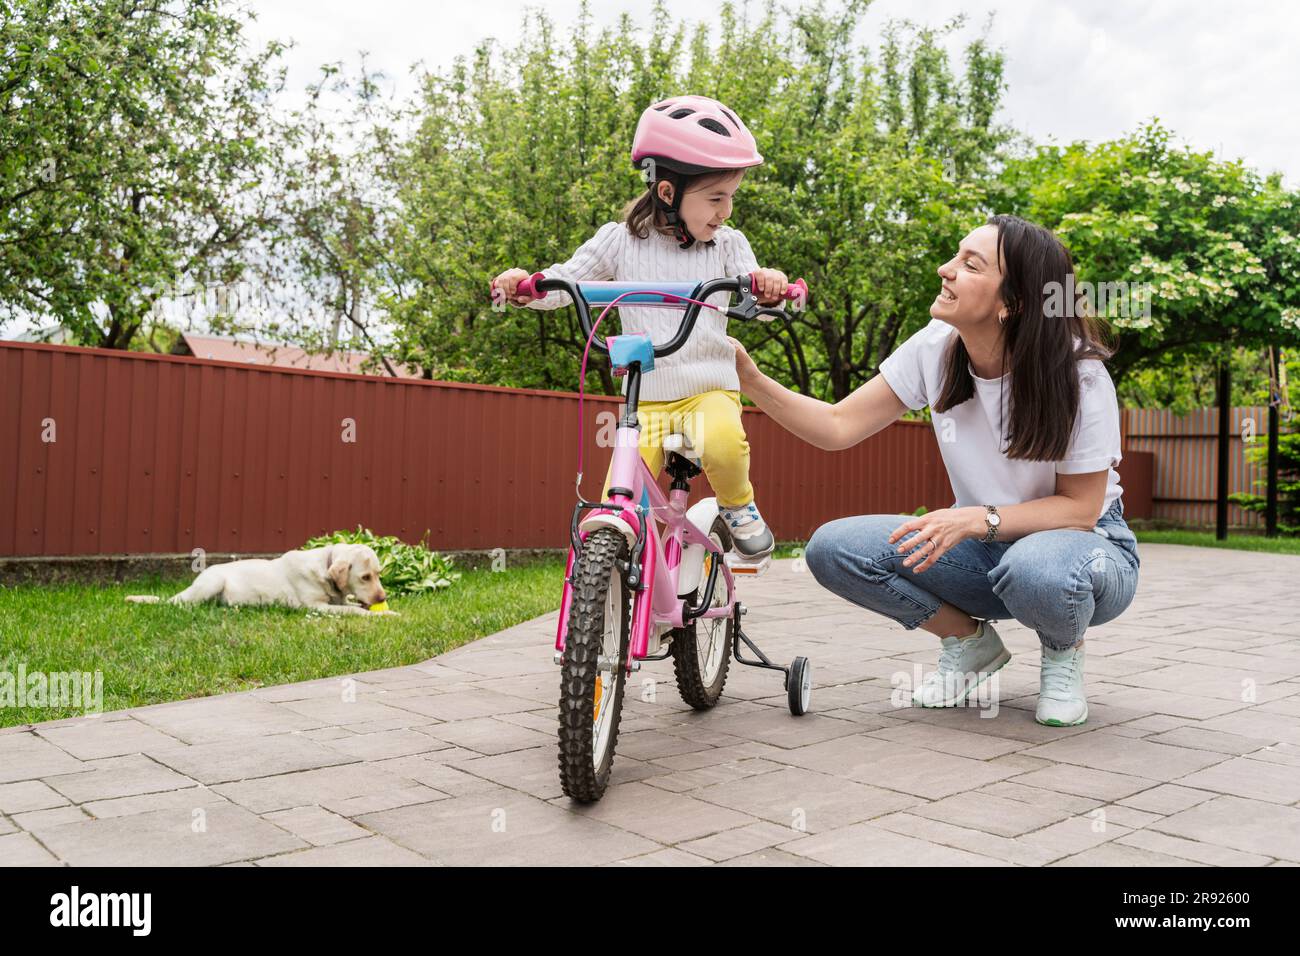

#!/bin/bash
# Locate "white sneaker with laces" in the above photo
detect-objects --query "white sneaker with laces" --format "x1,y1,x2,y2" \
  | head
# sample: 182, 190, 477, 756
912, 620, 1012, 707
718, 501, 774, 559
1036, 642, 1088, 726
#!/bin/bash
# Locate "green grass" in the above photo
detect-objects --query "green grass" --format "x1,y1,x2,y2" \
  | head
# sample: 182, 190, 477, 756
0, 556, 566, 728
12, 527, 1289, 728
773, 541, 809, 559
1133, 529, 1300, 555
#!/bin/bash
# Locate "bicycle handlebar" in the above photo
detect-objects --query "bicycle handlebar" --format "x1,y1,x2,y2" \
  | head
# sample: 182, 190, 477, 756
513, 274, 807, 306
504, 273, 809, 357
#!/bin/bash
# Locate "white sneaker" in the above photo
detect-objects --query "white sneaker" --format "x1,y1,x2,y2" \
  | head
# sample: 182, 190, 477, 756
912, 620, 1012, 708
1036, 643, 1088, 726
718, 501, 774, 560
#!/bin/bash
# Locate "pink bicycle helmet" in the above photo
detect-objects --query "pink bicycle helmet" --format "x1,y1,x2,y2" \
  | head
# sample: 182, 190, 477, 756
630, 96, 762, 248
630, 95, 764, 174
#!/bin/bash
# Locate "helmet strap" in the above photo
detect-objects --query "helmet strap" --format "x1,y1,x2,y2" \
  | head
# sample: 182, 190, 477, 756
654, 175, 695, 249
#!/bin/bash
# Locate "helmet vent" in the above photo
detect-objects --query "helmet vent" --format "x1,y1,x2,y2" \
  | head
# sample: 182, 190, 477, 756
668, 107, 697, 119
652, 103, 672, 111
697, 117, 731, 137
719, 107, 740, 129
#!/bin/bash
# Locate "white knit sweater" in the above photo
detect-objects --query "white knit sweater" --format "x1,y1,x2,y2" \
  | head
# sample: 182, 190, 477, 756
529, 221, 760, 401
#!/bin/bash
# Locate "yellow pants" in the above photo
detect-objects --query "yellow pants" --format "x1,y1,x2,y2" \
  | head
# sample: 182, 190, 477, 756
600, 389, 754, 508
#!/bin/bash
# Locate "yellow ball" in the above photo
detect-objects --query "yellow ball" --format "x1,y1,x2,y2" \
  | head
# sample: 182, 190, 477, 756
369, 601, 389, 613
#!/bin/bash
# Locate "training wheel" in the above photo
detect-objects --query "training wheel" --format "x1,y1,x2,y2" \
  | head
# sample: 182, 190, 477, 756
787, 656, 812, 715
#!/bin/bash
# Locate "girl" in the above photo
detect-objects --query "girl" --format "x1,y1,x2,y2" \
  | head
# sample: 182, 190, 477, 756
730, 215, 1140, 726
493, 95, 789, 563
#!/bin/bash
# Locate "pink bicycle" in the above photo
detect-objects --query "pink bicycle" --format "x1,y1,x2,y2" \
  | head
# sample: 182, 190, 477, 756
506, 271, 813, 802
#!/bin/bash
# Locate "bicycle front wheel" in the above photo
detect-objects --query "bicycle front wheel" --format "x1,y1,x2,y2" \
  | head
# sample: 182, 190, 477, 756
557, 527, 633, 802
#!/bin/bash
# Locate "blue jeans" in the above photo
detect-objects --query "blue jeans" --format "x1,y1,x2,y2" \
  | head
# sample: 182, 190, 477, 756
804, 498, 1141, 651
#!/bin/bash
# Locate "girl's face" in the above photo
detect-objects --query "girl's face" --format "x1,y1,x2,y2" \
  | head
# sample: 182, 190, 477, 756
657, 170, 744, 242
931, 224, 1006, 329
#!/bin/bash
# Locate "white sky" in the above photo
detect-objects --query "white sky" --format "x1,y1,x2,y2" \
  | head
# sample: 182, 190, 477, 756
243, 0, 1299, 185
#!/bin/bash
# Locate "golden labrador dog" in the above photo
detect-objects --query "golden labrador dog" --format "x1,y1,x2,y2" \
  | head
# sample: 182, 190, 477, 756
125, 544, 395, 615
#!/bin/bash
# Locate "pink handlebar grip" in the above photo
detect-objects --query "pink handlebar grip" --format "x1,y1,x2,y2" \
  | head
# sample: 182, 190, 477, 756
515, 271, 547, 302
491, 270, 543, 304
748, 273, 809, 303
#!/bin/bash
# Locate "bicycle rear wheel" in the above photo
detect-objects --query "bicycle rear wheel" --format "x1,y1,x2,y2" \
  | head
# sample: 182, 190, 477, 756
671, 517, 734, 710
557, 527, 633, 802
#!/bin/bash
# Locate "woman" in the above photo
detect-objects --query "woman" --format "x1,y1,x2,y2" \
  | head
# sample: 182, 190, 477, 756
727, 214, 1140, 726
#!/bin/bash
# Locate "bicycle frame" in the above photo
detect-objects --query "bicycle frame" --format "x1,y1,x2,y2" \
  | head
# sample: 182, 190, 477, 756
509, 270, 815, 801
554, 431, 737, 670
520, 272, 804, 675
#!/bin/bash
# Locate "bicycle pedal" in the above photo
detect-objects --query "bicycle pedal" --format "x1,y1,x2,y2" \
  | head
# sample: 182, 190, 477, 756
724, 552, 771, 575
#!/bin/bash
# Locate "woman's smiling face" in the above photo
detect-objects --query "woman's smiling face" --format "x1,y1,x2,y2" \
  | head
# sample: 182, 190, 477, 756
931, 224, 1006, 328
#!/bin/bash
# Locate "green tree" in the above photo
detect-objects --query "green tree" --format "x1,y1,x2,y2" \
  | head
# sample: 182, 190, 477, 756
1230, 431, 1300, 536
0, 0, 284, 348
385, 2, 690, 393
1118, 344, 1297, 414
383, 0, 1009, 399
720, 11, 1008, 399
255, 57, 404, 374
999, 123, 1300, 389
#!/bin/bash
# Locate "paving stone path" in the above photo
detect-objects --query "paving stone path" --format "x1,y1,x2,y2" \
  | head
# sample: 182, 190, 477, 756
3, 543, 1299, 866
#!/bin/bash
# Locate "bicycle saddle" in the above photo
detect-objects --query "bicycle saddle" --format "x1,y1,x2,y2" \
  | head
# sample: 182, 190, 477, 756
662, 432, 701, 463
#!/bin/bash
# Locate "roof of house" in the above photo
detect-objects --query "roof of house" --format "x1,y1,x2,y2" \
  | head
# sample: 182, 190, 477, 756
12, 324, 75, 344
175, 333, 423, 379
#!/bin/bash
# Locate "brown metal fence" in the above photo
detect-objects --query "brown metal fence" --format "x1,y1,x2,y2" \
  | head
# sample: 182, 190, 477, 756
3, 341, 966, 557
1122, 406, 1271, 528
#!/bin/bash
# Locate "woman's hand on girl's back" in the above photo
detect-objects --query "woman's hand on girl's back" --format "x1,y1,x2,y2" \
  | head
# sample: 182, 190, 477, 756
726, 335, 762, 392
752, 267, 789, 305
491, 268, 534, 306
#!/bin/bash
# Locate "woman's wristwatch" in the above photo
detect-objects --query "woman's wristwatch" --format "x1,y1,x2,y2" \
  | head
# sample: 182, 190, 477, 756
982, 505, 1001, 542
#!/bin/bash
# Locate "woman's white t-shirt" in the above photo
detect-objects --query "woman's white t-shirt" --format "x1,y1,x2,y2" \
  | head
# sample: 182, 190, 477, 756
878, 318, 1123, 522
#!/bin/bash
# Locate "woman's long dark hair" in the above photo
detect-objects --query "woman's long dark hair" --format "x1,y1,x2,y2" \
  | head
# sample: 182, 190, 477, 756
933, 214, 1115, 462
